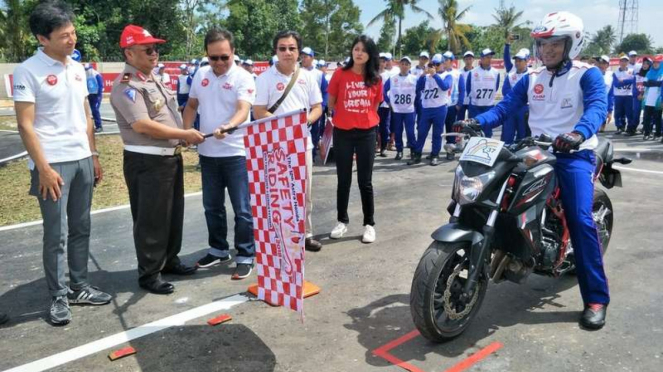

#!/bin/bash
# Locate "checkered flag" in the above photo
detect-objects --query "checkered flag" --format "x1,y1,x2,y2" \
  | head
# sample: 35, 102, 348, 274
244, 110, 308, 313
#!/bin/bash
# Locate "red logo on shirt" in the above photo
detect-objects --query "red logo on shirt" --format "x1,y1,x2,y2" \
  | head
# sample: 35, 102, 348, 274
247, 88, 255, 94
277, 82, 285, 91
474, 73, 479, 78
201, 78, 209, 87
222, 82, 233, 90
75, 74, 82, 81
46, 75, 58, 86
534, 84, 544, 94
297, 79, 306, 85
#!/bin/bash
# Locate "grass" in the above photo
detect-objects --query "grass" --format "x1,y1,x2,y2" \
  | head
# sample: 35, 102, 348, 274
0, 134, 203, 227
0, 116, 18, 131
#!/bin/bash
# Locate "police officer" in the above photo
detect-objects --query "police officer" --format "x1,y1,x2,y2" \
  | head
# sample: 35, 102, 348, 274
501, 37, 531, 144
384, 56, 418, 160
84, 63, 104, 132
408, 53, 452, 166
466, 48, 500, 137
110, 25, 204, 295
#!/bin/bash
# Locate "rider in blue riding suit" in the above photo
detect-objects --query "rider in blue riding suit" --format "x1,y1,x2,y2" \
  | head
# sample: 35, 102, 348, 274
455, 11, 610, 330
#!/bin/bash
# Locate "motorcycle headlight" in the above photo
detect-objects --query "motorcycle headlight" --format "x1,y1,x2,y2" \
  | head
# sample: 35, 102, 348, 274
454, 166, 496, 205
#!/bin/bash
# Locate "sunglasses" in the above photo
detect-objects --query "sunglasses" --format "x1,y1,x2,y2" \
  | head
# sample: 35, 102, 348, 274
134, 46, 159, 55
277, 46, 298, 52
208, 55, 231, 62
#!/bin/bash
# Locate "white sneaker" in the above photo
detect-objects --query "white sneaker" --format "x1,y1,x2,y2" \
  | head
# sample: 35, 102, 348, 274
362, 225, 376, 243
330, 222, 347, 239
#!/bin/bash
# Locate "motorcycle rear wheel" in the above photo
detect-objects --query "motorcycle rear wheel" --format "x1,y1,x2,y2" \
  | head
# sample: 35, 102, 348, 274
410, 241, 488, 343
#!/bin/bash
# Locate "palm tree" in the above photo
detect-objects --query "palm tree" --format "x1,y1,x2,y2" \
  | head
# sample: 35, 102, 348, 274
437, 0, 472, 54
492, 5, 525, 39
592, 25, 617, 55
368, 0, 434, 56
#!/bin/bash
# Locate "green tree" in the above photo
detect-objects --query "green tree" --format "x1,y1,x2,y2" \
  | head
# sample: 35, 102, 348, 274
376, 16, 396, 53
300, 0, 363, 60
400, 21, 436, 56
586, 25, 617, 56
614, 33, 654, 55
368, 0, 433, 57
0, 0, 34, 62
492, 4, 525, 39
437, 0, 471, 54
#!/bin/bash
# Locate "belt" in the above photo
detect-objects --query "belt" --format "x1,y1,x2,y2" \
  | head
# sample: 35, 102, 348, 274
124, 145, 182, 156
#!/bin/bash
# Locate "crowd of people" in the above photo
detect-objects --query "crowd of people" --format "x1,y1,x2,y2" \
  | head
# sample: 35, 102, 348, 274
5, 0, 659, 331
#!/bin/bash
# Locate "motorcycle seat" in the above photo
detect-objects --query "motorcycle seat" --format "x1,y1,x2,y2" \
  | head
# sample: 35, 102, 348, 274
594, 137, 613, 165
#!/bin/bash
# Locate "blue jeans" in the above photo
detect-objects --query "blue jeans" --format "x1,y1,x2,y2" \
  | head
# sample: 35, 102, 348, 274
200, 155, 255, 264
555, 151, 609, 305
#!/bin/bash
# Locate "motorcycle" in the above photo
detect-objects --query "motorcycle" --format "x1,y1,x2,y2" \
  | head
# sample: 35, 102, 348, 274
409, 129, 631, 342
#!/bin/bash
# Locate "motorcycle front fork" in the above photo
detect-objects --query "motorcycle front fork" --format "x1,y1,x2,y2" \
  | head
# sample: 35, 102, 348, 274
459, 180, 509, 304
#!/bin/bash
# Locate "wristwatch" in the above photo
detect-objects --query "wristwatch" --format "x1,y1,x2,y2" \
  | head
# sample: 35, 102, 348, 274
91, 151, 100, 157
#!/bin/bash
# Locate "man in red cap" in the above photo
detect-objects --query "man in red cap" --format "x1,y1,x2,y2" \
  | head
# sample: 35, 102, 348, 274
110, 24, 205, 295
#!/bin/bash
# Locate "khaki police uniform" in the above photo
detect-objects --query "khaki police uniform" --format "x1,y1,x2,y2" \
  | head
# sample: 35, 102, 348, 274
110, 63, 186, 286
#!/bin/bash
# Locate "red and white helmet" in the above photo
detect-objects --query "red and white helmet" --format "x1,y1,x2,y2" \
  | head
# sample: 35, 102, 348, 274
531, 11, 585, 60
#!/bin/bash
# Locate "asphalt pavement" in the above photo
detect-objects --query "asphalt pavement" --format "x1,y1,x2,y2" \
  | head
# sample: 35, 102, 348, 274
0, 124, 662, 371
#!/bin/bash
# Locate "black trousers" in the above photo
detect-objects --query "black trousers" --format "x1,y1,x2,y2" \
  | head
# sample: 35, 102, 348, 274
333, 127, 376, 226
123, 151, 184, 285
642, 105, 662, 136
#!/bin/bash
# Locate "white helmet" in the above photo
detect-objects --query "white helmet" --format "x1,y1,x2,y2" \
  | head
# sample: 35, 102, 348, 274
531, 11, 585, 61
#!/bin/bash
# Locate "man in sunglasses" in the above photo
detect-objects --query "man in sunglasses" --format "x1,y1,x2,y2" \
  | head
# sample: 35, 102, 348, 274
110, 24, 204, 295
182, 29, 257, 280
254, 30, 324, 252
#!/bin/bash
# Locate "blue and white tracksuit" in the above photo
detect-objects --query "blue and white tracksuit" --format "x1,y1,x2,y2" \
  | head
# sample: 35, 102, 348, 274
476, 60, 610, 306
414, 72, 452, 156
85, 68, 104, 130
308, 67, 328, 160
444, 68, 464, 144
631, 67, 646, 131
602, 70, 615, 123
384, 73, 418, 152
612, 67, 635, 130
501, 44, 530, 144
466, 65, 500, 137
378, 70, 396, 151
457, 67, 473, 121
177, 73, 191, 108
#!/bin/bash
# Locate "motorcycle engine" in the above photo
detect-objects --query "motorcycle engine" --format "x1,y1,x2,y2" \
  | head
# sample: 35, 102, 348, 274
541, 225, 560, 269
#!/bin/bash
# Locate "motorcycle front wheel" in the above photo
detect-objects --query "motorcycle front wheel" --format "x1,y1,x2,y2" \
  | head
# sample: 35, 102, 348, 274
410, 241, 488, 343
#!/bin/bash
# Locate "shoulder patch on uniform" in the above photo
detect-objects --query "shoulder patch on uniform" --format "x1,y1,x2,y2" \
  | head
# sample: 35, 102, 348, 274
121, 73, 131, 83
136, 72, 147, 82
124, 88, 137, 103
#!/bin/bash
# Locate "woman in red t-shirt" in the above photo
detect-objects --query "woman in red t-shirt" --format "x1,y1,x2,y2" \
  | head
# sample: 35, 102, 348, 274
327, 35, 382, 244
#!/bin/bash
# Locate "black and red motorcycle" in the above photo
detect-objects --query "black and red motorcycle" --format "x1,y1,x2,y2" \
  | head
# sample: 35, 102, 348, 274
410, 130, 631, 342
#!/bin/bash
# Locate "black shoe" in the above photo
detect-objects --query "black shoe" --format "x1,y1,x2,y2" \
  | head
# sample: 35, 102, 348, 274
446, 152, 455, 160
643, 135, 651, 141
0, 312, 9, 325
196, 253, 232, 268
430, 156, 440, 166
305, 237, 322, 252
395, 152, 403, 160
407, 153, 422, 165
379, 149, 387, 157
140, 280, 175, 295
615, 128, 623, 134
425, 154, 432, 160
623, 131, 635, 137
162, 263, 197, 276
580, 303, 607, 330
231, 264, 253, 280
94, 127, 103, 133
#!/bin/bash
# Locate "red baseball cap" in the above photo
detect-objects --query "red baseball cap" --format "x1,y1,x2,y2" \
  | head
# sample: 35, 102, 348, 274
654, 54, 663, 63
120, 24, 166, 48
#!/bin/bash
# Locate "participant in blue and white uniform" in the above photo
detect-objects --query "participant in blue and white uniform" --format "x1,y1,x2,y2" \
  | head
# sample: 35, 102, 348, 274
408, 54, 452, 166
384, 56, 418, 160
501, 43, 531, 144
596, 55, 614, 132
627, 56, 653, 135
611, 55, 635, 134
411, 51, 429, 78
457, 51, 474, 121
84, 63, 104, 132
442, 51, 464, 147
176, 64, 191, 110
459, 11, 610, 330
377, 52, 397, 156
466, 48, 500, 137
301, 47, 328, 161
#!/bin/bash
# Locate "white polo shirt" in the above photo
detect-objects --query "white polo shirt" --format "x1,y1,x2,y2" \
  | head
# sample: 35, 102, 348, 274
12, 49, 90, 167
255, 64, 322, 150
189, 64, 256, 157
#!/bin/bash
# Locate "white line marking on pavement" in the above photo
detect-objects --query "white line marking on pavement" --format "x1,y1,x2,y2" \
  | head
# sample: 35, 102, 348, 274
2, 294, 250, 372
0, 129, 19, 133
614, 148, 663, 152
614, 166, 663, 175
0, 192, 202, 232
0, 150, 27, 164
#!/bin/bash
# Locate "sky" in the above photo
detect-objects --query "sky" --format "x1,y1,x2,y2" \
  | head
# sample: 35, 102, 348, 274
360, 0, 663, 48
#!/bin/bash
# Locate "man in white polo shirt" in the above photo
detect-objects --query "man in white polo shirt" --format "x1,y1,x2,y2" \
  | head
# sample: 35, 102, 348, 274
13, 1, 111, 326
183, 29, 257, 280
254, 30, 324, 252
